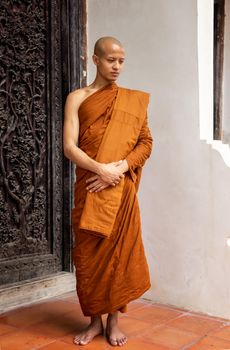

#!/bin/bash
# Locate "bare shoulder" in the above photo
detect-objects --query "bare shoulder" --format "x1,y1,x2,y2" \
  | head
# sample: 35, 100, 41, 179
65, 87, 88, 108
66, 86, 95, 108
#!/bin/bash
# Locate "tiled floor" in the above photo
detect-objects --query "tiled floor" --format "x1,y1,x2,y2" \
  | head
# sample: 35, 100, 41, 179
0, 292, 230, 349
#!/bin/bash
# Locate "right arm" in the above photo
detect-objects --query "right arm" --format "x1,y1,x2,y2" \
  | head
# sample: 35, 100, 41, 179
63, 91, 124, 184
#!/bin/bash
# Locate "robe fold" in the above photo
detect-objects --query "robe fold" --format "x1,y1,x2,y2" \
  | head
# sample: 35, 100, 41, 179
71, 82, 153, 316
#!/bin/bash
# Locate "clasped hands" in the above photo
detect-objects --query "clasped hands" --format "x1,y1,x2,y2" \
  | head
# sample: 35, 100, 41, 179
86, 160, 127, 193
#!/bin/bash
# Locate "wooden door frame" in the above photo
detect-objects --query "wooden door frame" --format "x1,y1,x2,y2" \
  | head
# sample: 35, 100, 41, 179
214, 0, 225, 140
61, 0, 87, 271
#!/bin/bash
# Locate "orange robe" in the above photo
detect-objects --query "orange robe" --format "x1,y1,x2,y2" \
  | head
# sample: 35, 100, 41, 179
72, 82, 153, 316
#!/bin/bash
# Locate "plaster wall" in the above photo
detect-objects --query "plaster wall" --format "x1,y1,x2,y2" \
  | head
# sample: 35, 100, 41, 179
87, 0, 230, 319
223, 0, 230, 143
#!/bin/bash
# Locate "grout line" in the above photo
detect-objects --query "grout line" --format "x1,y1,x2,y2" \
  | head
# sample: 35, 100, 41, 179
179, 334, 207, 350
32, 339, 57, 350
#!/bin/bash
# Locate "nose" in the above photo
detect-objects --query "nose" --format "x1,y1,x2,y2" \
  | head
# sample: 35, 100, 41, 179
113, 61, 119, 70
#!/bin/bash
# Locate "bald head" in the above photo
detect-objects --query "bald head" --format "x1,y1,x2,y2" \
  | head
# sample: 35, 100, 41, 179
92, 36, 125, 82
94, 36, 124, 57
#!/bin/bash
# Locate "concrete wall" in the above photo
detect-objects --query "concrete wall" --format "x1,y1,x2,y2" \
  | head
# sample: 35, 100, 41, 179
87, 0, 230, 319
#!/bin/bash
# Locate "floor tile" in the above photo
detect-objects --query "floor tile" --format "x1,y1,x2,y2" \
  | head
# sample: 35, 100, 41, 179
150, 303, 190, 314
38, 340, 82, 349
0, 323, 17, 336
106, 337, 172, 349
56, 291, 79, 303
74, 335, 108, 350
0, 329, 53, 350
127, 300, 152, 312
210, 325, 230, 342
139, 325, 201, 349
54, 329, 76, 344
58, 295, 80, 304
117, 316, 154, 336
26, 312, 87, 338
0, 307, 52, 328
61, 329, 106, 348
166, 314, 224, 336
56, 291, 77, 299
127, 304, 183, 325
30, 299, 78, 316
188, 335, 230, 349
186, 310, 230, 323
61, 303, 88, 322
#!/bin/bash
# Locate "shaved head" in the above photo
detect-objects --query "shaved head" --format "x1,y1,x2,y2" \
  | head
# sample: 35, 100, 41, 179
94, 36, 124, 57
92, 36, 125, 83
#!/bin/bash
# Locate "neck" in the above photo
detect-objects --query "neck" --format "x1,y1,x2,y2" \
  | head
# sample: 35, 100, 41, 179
89, 75, 116, 90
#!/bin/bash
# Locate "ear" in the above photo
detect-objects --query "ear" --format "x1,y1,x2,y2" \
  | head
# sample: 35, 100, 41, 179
92, 54, 99, 65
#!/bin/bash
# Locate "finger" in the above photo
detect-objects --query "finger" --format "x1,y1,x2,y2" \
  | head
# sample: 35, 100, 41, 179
88, 181, 105, 192
116, 174, 124, 180
86, 177, 98, 184
91, 184, 104, 192
108, 178, 120, 185
86, 175, 98, 183
95, 185, 107, 192
86, 180, 100, 190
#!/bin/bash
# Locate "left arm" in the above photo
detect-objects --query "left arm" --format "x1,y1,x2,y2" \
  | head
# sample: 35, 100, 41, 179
86, 114, 153, 192
125, 114, 153, 175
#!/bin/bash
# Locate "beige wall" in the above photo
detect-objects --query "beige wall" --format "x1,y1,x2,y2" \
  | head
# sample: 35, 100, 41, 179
87, 0, 230, 319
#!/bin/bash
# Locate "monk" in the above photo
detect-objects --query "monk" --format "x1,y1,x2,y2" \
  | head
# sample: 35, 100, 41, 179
63, 36, 153, 347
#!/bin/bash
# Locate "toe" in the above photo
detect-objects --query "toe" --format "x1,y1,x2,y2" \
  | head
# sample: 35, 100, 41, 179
79, 335, 89, 345
110, 338, 118, 346
120, 337, 127, 346
73, 337, 80, 344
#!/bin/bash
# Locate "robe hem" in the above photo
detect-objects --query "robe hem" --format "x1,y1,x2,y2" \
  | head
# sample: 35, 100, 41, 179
80, 282, 151, 317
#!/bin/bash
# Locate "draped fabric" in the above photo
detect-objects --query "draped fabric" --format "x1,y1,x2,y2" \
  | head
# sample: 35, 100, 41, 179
71, 82, 153, 316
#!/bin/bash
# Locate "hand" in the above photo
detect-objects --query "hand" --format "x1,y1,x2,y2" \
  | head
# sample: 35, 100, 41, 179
115, 159, 129, 173
97, 161, 124, 185
86, 175, 110, 193
86, 171, 122, 193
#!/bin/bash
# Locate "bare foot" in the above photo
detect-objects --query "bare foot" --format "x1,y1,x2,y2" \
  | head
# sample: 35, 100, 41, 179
73, 316, 103, 346
106, 312, 127, 346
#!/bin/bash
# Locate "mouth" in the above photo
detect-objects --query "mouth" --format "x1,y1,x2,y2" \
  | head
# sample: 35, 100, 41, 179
111, 72, 119, 76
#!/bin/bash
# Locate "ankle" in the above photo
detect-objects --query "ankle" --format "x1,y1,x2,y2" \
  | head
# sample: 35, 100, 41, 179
91, 315, 102, 325
107, 311, 118, 326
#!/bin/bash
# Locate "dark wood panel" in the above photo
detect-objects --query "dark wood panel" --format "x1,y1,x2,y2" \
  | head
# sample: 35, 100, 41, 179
61, 0, 87, 272
214, 0, 225, 140
0, 0, 87, 285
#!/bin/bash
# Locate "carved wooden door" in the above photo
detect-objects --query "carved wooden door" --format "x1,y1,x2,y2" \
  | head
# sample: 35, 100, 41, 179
0, 0, 86, 285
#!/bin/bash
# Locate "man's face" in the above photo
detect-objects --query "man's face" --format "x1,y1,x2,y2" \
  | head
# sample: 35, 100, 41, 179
93, 42, 125, 82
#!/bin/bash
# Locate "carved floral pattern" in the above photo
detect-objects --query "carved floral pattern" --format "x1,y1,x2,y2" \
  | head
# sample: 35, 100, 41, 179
0, 0, 50, 259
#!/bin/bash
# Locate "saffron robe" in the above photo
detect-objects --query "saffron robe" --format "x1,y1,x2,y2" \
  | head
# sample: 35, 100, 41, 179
72, 82, 153, 316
